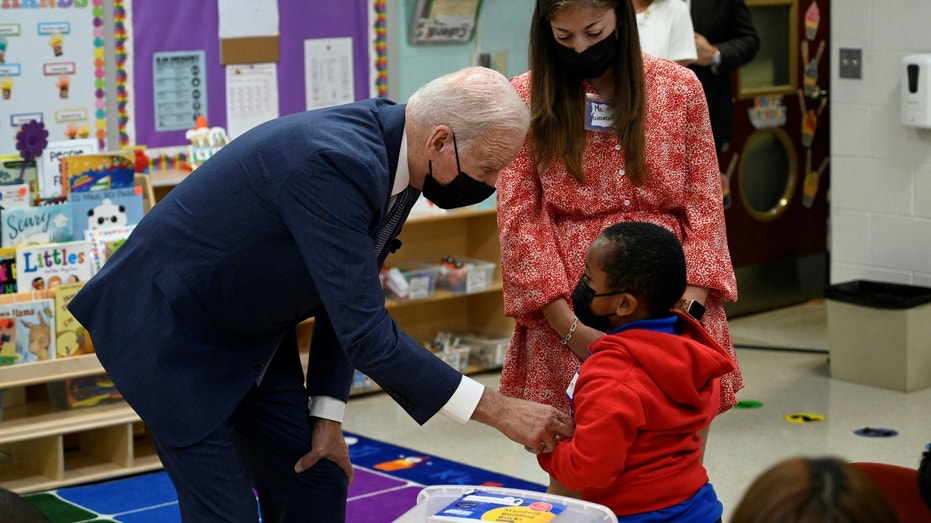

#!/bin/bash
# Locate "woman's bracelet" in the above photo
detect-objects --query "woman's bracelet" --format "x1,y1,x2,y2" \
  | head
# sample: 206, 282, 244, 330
560, 317, 579, 346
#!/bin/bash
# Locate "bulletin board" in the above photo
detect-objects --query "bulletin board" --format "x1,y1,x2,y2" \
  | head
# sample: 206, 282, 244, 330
124, 0, 381, 148
0, 1, 108, 153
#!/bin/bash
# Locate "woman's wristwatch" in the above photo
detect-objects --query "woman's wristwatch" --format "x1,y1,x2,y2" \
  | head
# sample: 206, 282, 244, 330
677, 299, 706, 321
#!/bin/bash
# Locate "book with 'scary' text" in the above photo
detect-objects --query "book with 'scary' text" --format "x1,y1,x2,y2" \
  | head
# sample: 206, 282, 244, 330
430, 489, 568, 522
15, 240, 95, 292
1, 203, 74, 248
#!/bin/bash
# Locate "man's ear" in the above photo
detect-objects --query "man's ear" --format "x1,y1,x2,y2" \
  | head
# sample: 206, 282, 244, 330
615, 292, 638, 319
426, 125, 453, 158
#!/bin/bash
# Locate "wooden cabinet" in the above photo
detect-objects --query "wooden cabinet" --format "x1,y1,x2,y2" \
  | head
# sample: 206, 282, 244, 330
0, 206, 512, 493
297, 207, 513, 393
0, 355, 161, 494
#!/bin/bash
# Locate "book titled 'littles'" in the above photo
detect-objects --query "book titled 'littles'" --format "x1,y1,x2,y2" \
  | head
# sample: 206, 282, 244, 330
15, 240, 95, 292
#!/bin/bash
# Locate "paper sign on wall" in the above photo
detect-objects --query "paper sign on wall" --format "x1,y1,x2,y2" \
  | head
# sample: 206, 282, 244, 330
305, 38, 354, 111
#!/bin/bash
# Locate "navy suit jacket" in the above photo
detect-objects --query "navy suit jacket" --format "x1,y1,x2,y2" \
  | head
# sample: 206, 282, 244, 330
68, 99, 461, 447
689, 0, 760, 151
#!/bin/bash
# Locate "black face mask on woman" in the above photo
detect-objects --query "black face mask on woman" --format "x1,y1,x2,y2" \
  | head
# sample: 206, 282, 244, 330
422, 133, 495, 209
571, 276, 623, 332
555, 31, 618, 79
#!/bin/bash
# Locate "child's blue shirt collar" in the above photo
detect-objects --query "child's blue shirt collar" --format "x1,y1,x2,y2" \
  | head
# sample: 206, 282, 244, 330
608, 315, 677, 336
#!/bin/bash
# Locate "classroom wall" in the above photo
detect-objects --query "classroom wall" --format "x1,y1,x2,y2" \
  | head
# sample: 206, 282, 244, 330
830, 1, 931, 287
392, 0, 534, 101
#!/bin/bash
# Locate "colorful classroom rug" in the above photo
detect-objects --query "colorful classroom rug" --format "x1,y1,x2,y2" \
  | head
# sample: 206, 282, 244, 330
24, 432, 545, 522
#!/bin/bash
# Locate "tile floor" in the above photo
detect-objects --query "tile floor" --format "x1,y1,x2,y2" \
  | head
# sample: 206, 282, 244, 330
341, 300, 931, 521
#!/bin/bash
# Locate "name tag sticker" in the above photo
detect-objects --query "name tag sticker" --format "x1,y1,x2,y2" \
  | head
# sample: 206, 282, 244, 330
585, 93, 614, 132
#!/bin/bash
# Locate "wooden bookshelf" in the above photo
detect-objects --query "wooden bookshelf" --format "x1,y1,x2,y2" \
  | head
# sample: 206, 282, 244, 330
0, 206, 512, 493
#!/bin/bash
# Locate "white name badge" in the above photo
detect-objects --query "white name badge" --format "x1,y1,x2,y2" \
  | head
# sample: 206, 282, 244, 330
585, 93, 614, 132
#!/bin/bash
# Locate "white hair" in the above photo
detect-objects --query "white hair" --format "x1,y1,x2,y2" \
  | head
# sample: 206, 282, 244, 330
407, 67, 530, 153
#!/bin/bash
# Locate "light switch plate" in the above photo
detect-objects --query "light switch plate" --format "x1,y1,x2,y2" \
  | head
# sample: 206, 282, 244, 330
839, 48, 862, 79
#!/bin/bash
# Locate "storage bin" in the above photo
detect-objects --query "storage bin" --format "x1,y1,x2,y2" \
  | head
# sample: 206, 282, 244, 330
450, 327, 510, 368
436, 257, 495, 294
825, 280, 931, 391
383, 263, 441, 301
392, 485, 617, 522
433, 346, 471, 374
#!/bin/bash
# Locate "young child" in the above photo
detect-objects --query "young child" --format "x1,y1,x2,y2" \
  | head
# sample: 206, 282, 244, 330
537, 221, 735, 522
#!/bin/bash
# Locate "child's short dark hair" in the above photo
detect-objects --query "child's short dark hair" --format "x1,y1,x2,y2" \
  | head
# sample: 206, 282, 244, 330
598, 221, 686, 317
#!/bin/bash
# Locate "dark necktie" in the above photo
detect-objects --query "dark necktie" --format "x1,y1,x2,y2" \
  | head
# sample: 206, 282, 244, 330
374, 186, 418, 256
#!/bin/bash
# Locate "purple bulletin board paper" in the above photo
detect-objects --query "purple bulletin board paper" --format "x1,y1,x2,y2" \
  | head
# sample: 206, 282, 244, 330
130, 0, 372, 148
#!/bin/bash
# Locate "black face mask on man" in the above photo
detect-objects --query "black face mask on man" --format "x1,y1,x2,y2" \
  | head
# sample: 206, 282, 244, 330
422, 133, 495, 209
571, 276, 623, 332
555, 31, 618, 79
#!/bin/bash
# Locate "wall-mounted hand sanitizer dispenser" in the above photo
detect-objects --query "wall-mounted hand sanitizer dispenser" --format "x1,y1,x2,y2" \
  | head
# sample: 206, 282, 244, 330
902, 54, 931, 128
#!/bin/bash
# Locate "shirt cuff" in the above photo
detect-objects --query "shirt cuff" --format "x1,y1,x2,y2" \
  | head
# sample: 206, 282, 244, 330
439, 375, 484, 424
308, 396, 347, 423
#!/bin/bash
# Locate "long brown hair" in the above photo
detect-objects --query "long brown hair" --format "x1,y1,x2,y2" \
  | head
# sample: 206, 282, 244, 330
528, 0, 647, 185
731, 456, 901, 523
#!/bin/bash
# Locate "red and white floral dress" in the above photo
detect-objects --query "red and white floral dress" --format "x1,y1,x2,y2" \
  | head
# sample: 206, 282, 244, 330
497, 54, 742, 414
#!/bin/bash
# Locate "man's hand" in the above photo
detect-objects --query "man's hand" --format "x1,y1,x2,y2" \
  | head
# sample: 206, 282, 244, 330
693, 33, 716, 66
294, 417, 355, 484
470, 387, 574, 454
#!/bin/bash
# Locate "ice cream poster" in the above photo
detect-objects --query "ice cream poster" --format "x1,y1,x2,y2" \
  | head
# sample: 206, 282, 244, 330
0, 2, 106, 151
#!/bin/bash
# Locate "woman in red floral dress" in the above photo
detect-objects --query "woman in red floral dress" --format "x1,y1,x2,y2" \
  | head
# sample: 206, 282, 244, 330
497, 0, 741, 486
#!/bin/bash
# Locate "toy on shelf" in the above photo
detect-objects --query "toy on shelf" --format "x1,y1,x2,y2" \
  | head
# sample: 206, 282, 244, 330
185, 115, 229, 170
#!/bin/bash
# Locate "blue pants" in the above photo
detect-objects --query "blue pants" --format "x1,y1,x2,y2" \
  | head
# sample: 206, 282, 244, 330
150, 335, 349, 522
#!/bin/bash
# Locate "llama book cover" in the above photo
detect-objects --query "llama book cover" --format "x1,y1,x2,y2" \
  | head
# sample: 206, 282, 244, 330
6, 298, 55, 364
1, 203, 74, 248
68, 187, 144, 240
15, 240, 95, 292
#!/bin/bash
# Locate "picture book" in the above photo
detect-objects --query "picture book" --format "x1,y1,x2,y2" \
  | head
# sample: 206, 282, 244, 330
47, 375, 122, 409
53, 281, 93, 358
8, 298, 55, 364
0, 308, 15, 366
68, 187, 144, 240
61, 152, 135, 194
0, 183, 31, 209
84, 225, 134, 271
15, 240, 96, 292
37, 139, 98, 199
0, 247, 15, 294
430, 490, 568, 522
1, 203, 74, 248
0, 156, 39, 201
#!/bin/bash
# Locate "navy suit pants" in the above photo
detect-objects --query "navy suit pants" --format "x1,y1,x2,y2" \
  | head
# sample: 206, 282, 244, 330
150, 334, 349, 522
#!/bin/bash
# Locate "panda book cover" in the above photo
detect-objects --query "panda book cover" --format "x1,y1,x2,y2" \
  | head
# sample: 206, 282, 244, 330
67, 186, 144, 240
15, 240, 96, 293
0, 202, 74, 248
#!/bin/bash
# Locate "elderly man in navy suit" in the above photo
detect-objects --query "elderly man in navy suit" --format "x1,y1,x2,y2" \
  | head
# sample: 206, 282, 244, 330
69, 67, 573, 522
